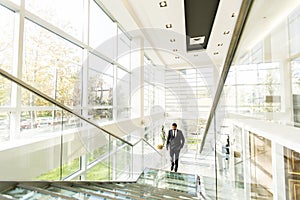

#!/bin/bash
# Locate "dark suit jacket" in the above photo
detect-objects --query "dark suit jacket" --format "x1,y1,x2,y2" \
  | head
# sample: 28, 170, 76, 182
166, 129, 185, 153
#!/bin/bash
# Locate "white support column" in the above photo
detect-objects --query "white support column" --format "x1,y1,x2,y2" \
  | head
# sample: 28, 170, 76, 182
80, 0, 90, 180
113, 24, 119, 121
272, 142, 286, 200
130, 37, 144, 123
242, 128, 251, 200
280, 60, 292, 117
10, 0, 25, 140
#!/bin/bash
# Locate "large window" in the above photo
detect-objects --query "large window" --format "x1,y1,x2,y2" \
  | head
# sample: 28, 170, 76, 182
292, 59, 300, 95
25, 0, 84, 40
117, 67, 130, 119
23, 20, 82, 106
224, 63, 280, 113
89, 0, 116, 59
288, 6, 300, 56
88, 53, 113, 121
0, 0, 135, 181
0, 5, 14, 107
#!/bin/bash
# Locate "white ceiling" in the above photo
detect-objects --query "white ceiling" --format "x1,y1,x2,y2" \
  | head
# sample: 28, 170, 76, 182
235, 0, 300, 61
99, 0, 243, 69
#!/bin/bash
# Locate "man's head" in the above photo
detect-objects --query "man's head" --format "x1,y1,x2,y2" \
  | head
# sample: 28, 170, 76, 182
172, 123, 177, 130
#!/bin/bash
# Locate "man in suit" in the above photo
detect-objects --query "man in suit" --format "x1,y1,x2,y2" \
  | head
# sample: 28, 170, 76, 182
166, 123, 185, 172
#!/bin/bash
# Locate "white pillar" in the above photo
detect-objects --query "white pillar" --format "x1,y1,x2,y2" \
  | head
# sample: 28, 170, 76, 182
272, 142, 286, 200
130, 37, 144, 122
242, 128, 251, 200
279, 60, 292, 117
10, 0, 25, 140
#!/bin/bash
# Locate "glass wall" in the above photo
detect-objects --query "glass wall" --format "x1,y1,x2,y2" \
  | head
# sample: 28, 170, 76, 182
0, 0, 132, 141
201, 0, 300, 199
0, 0, 135, 181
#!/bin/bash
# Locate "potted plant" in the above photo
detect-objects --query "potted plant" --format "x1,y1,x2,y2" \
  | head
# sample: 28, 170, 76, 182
157, 125, 166, 150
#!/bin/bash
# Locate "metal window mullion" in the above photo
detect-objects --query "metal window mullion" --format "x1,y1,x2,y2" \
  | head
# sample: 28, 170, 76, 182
0, 0, 20, 12
9, 0, 25, 140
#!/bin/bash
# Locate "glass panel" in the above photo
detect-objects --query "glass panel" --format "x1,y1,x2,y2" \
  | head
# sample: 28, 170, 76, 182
137, 168, 198, 196
113, 141, 132, 180
88, 54, 113, 122
90, 0, 116, 59
284, 147, 300, 200
0, 4, 14, 74
0, 5, 14, 108
23, 19, 82, 107
117, 28, 131, 70
249, 132, 273, 199
116, 67, 130, 119
61, 111, 110, 180
25, 0, 84, 40
289, 6, 300, 56
86, 157, 110, 180
202, 1, 300, 199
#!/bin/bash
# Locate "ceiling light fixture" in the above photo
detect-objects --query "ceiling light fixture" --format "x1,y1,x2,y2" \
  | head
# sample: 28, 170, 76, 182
166, 24, 172, 28
170, 39, 176, 42
190, 36, 205, 45
213, 52, 219, 55
159, 1, 167, 7
217, 43, 223, 47
223, 31, 230, 35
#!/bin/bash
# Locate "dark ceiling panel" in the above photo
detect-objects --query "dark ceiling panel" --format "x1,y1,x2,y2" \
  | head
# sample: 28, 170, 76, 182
184, 0, 220, 51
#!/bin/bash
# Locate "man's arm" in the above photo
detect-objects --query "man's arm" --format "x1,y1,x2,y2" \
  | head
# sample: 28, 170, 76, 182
166, 130, 171, 150
180, 130, 185, 149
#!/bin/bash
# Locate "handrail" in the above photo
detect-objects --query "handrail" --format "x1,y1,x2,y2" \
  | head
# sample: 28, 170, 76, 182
132, 138, 162, 156
200, 0, 254, 153
0, 68, 132, 146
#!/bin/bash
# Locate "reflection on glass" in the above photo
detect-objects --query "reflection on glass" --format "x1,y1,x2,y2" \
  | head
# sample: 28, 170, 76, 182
138, 168, 198, 195
284, 147, 300, 200
249, 132, 273, 199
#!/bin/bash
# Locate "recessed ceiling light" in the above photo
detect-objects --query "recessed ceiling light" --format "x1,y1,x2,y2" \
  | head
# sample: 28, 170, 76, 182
173, 49, 178, 52
213, 52, 219, 55
223, 31, 230, 35
190, 36, 205, 45
170, 39, 176, 42
175, 56, 180, 59
159, 1, 167, 7
217, 43, 223, 47
166, 24, 172, 28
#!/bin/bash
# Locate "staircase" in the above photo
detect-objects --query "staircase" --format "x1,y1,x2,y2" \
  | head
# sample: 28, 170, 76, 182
0, 168, 202, 199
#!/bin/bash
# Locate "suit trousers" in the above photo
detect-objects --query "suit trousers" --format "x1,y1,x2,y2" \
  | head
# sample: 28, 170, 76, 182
170, 150, 180, 172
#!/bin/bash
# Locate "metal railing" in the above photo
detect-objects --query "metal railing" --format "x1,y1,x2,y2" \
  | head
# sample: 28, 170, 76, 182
0, 67, 165, 181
